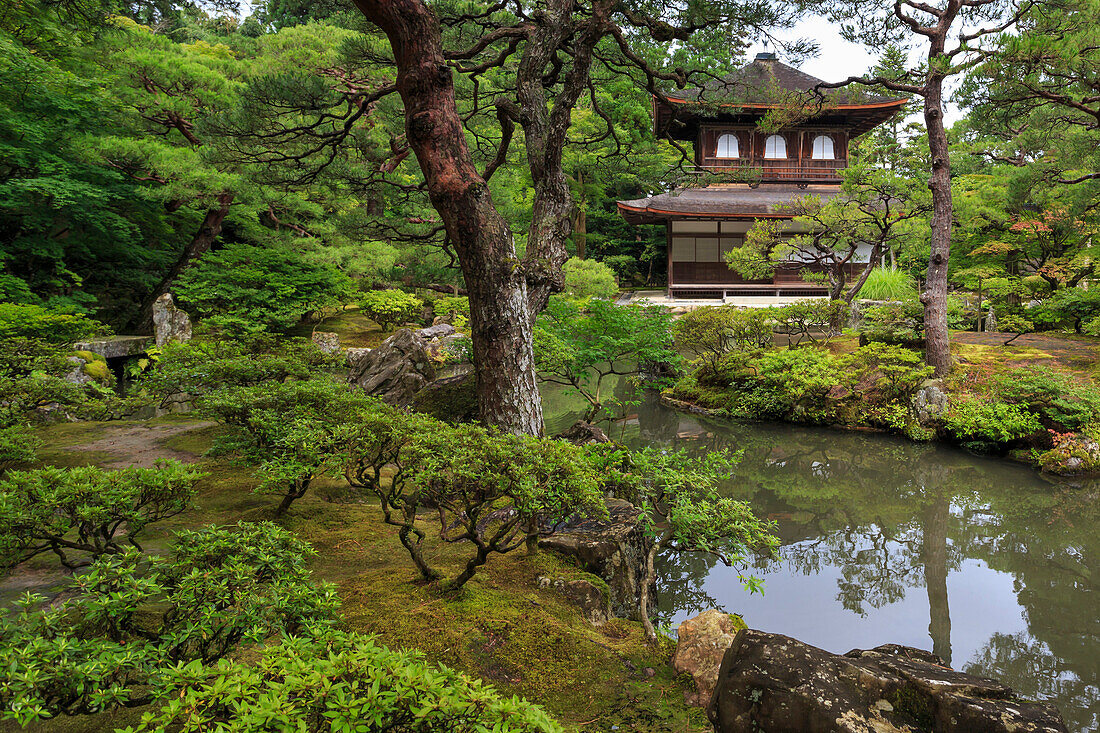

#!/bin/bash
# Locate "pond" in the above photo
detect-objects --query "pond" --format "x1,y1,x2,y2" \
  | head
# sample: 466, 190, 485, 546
543, 381, 1100, 732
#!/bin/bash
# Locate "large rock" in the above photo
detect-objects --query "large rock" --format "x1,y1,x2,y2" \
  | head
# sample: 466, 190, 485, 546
540, 498, 655, 620
672, 610, 746, 706
410, 370, 477, 423
151, 293, 192, 347
911, 379, 948, 429
708, 629, 1068, 733
348, 328, 436, 405
72, 336, 153, 360
537, 576, 611, 626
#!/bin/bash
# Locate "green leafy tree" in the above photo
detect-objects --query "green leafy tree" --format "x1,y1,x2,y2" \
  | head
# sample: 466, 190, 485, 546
587, 444, 777, 641
561, 257, 618, 300
673, 306, 772, 374
535, 298, 679, 421
174, 242, 356, 335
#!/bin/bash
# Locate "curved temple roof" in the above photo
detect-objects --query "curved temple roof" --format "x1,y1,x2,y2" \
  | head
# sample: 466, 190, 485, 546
656, 54, 909, 140
617, 183, 841, 225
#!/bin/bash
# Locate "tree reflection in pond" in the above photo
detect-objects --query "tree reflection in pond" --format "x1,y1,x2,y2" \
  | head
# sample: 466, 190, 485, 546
542, 379, 1099, 732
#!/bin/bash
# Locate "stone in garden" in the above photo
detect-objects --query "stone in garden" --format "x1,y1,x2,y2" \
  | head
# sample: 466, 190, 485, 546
671, 609, 746, 706
536, 576, 611, 626
540, 498, 655, 620
986, 304, 998, 332
64, 356, 94, 385
72, 335, 153, 360
347, 328, 435, 406
410, 371, 477, 423
152, 293, 192, 347
311, 331, 341, 356
708, 629, 1068, 733
417, 323, 456, 340
910, 379, 948, 428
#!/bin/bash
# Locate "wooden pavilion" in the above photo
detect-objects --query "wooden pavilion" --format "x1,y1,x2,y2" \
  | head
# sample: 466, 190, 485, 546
617, 53, 908, 299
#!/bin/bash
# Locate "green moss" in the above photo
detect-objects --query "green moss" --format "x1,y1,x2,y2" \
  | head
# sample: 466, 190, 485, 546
71, 350, 105, 363
80, 359, 111, 383
887, 685, 934, 729
14, 417, 708, 732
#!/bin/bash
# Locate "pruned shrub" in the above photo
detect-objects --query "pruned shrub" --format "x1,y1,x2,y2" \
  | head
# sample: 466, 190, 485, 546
0, 460, 203, 571
674, 306, 771, 375
772, 300, 848, 346
0, 522, 338, 724
359, 289, 424, 332
562, 257, 617, 300
130, 630, 562, 733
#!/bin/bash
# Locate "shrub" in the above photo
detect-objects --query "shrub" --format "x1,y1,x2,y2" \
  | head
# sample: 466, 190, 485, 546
1033, 287, 1100, 333
0, 522, 338, 724
0, 425, 40, 475
130, 630, 561, 733
136, 339, 319, 405
991, 365, 1100, 432
772, 300, 848, 346
750, 348, 841, 419
943, 398, 1043, 451
562, 257, 618, 299
407, 425, 606, 590
674, 306, 771, 374
198, 378, 378, 516
856, 268, 917, 300
430, 294, 470, 330
0, 460, 203, 571
601, 254, 638, 282
859, 299, 924, 345
587, 444, 777, 641
359, 289, 424, 332
843, 343, 932, 400
0, 303, 111, 344
175, 243, 357, 335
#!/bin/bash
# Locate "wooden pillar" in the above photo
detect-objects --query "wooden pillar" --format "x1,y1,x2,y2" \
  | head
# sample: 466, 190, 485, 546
666, 221, 673, 298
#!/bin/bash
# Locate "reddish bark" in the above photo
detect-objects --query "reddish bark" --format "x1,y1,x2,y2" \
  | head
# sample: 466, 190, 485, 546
352, 0, 543, 435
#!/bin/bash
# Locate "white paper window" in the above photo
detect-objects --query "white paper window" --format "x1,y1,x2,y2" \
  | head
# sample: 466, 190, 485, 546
764, 134, 787, 159
671, 237, 695, 262
811, 135, 835, 160
715, 133, 739, 158
695, 238, 720, 262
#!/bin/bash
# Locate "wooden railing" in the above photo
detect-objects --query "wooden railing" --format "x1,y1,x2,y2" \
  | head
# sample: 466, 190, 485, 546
697, 157, 846, 182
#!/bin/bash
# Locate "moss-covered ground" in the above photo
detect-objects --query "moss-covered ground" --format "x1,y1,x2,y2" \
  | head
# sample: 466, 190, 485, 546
5, 418, 708, 733
287, 306, 392, 349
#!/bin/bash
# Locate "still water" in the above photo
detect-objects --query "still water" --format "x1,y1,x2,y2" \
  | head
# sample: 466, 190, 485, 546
543, 383, 1100, 732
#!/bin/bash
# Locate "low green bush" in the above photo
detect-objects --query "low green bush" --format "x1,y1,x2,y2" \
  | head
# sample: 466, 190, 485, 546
0, 303, 111, 344
859, 296, 966, 345
992, 366, 1100, 432
0, 461, 203, 571
128, 629, 562, 733
1032, 288, 1100, 333
0, 522, 338, 724
674, 306, 771, 376
359, 289, 424, 332
942, 398, 1042, 452
562, 257, 617, 300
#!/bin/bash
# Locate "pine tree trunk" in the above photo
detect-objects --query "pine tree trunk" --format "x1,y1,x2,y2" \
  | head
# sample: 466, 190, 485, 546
921, 79, 953, 377
352, 0, 543, 435
132, 192, 234, 333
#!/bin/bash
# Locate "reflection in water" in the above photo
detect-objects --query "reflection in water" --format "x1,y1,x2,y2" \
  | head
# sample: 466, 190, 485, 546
542, 380, 1100, 732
